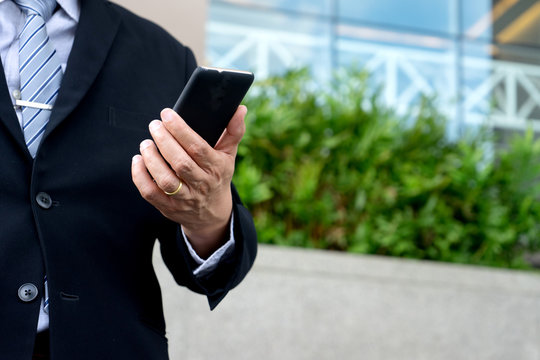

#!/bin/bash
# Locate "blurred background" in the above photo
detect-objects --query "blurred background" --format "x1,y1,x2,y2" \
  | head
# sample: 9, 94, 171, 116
205, 0, 540, 136
117, 0, 540, 133
113, 1, 540, 359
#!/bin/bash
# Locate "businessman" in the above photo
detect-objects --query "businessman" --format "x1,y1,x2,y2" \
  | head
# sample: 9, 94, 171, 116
0, 0, 257, 359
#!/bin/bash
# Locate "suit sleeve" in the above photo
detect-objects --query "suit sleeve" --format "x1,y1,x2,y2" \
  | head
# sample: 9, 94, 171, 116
157, 46, 258, 309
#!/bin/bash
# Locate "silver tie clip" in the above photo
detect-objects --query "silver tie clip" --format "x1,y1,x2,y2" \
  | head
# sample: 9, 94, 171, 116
15, 99, 53, 111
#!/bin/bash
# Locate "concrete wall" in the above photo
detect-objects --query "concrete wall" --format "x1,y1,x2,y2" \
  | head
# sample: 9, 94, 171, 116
110, 0, 208, 63
153, 244, 540, 360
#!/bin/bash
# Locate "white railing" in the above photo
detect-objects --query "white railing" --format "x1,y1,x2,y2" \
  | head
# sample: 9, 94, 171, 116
207, 21, 540, 131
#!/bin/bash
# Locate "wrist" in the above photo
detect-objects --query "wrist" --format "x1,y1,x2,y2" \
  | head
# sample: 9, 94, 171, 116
182, 192, 233, 259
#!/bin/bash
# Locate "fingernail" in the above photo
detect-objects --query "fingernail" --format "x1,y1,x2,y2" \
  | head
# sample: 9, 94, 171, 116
132, 155, 142, 164
149, 120, 162, 131
140, 139, 153, 151
161, 108, 175, 123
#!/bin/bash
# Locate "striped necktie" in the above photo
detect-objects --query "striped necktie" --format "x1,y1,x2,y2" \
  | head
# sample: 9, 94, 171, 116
14, 0, 61, 315
14, 0, 62, 158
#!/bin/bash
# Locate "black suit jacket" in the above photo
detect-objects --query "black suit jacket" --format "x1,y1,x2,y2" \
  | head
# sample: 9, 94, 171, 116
0, 1, 257, 359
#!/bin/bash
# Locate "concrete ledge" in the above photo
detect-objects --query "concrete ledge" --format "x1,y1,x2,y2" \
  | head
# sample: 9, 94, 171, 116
153, 244, 540, 360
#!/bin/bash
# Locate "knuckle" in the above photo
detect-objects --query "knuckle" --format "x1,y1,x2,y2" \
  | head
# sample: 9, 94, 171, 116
159, 173, 179, 192
183, 199, 199, 215
193, 180, 211, 196
209, 162, 232, 185
140, 185, 157, 201
186, 198, 205, 216
172, 158, 194, 175
160, 203, 176, 215
188, 142, 208, 159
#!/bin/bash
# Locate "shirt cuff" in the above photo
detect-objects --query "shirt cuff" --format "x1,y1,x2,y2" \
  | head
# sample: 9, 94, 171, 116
181, 214, 236, 278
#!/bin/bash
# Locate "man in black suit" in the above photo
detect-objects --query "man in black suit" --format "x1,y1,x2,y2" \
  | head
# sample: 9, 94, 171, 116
0, 0, 257, 359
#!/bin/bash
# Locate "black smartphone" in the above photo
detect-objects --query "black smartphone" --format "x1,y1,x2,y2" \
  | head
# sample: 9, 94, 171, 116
172, 66, 255, 147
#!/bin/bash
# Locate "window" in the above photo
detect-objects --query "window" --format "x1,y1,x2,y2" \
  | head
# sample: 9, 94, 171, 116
207, 0, 540, 130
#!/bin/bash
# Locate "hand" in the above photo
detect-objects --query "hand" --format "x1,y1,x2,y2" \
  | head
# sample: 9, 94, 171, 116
131, 106, 247, 259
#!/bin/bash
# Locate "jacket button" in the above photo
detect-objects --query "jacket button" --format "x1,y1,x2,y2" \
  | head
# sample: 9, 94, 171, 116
18, 283, 38, 302
36, 192, 52, 209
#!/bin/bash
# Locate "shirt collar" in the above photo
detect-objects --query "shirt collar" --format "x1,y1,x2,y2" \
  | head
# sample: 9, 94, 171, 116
56, 0, 81, 22
0, 0, 81, 22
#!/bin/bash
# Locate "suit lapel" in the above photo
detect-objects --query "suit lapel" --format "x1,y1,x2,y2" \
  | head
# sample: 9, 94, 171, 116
0, 62, 30, 158
43, 0, 121, 141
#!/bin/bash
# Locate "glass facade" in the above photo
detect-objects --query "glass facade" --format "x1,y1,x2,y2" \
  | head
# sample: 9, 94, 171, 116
206, 0, 540, 132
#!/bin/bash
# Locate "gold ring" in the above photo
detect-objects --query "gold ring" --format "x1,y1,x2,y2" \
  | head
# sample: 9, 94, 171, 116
164, 181, 183, 196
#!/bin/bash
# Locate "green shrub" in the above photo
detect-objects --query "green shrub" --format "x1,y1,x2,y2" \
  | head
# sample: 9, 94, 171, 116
236, 68, 540, 268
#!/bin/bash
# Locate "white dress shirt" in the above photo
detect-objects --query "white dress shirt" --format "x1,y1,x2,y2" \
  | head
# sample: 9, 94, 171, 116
0, 0, 235, 332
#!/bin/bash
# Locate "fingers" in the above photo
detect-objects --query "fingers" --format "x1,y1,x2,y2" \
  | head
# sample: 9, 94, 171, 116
147, 120, 206, 184
131, 154, 171, 203
214, 105, 247, 156
160, 108, 217, 169
137, 139, 186, 195
133, 106, 244, 202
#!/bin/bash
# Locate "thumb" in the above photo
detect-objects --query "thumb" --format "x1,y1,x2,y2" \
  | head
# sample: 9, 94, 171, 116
215, 105, 247, 156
